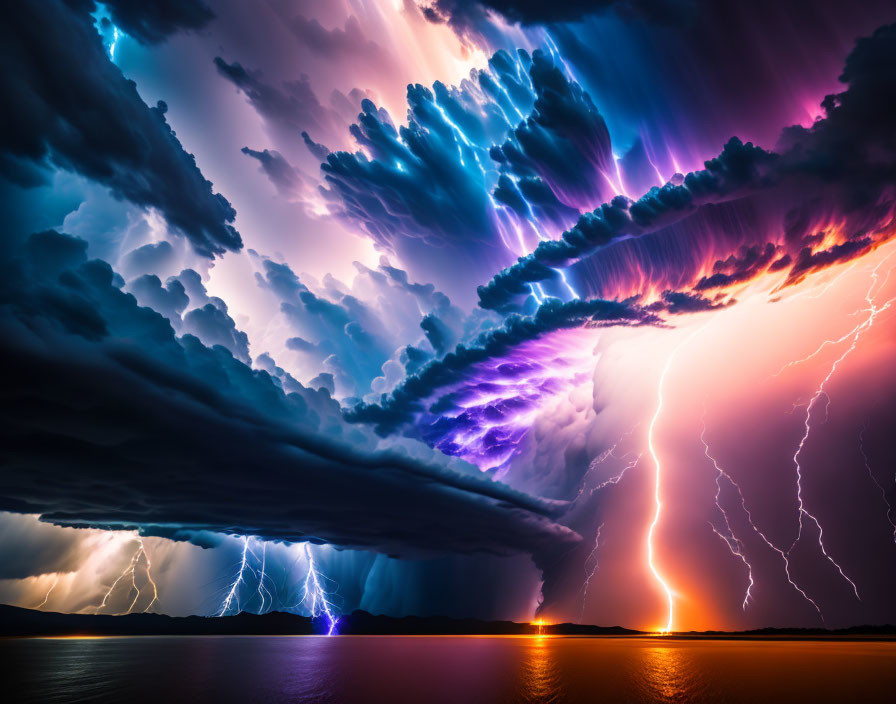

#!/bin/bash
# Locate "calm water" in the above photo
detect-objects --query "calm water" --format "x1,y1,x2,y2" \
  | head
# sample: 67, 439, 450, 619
3, 635, 895, 703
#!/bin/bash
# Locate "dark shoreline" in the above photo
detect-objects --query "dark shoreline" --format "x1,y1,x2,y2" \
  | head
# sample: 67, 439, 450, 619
2, 604, 894, 640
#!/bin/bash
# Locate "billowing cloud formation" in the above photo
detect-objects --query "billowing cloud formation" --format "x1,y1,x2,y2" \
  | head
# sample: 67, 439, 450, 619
0, 1, 241, 257
253, 253, 470, 399
422, 0, 696, 28
214, 57, 348, 155
240, 147, 307, 201
0, 230, 576, 558
478, 24, 896, 313
314, 48, 626, 299
0, 512, 87, 580
100, 0, 215, 44
347, 298, 657, 471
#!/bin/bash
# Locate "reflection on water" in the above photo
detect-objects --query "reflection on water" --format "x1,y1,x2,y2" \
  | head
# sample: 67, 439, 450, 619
3, 636, 895, 704
640, 644, 706, 703
521, 636, 564, 703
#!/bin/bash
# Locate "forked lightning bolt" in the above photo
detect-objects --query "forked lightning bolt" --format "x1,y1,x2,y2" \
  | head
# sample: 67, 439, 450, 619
580, 523, 604, 621
301, 544, 340, 635
97, 535, 159, 614
218, 535, 252, 616
858, 424, 896, 544
783, 255, 896, 602
701, 410, 754, 610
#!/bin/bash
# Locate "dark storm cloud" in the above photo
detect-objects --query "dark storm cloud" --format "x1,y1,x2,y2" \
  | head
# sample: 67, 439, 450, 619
785, 237, 874, 286
0, 231, 576, 557
478, 137, 778, 312
646, 290, 730, 315
490, 49, 615, 207
214, 57, 342, 148
479, 24, 896, 312
0, 512, 87, 580
241, 147, 306, 200
101, 0, 215, 44
254, 255, 466, 398
318, 96, 498, 250
127, 274, 189, 328
694, 243, 779, 291
287, 14, 394, 68
422, 0, 696, 28
347, 297, 657, 436
182, 302, 251, 363
0, 1, 242, 257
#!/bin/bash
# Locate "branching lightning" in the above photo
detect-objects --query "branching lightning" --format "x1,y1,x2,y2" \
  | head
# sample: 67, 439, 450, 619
218, 535, 252, 616
301, 543, 340, 635
701, 410, 754, 610
580, 523, 604, 621
858, 424, 896, 544
97, 535, 159, 614
781, 256, 896, 603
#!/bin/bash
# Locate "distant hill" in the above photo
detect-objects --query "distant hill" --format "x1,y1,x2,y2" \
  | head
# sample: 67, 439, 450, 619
1, 604, 893, 638
0, 604, 637, 637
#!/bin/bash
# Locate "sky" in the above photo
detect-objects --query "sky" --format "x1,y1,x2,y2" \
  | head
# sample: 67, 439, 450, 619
1, 0, 895, 632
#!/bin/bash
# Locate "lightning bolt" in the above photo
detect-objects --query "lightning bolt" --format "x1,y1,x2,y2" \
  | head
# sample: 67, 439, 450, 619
783, 301, 896, 602
701, 415, 825, 621
580, 522, 604, 622
762, 249, 896, 613
97, 535, 159, 614
647, 326, 707, 633
254, 541, 274, 614
858, 424, 896, 544
701, 410, 754, 610
35, 575, 59, 610
301, 544, 340, 635
218, 535, 252, 616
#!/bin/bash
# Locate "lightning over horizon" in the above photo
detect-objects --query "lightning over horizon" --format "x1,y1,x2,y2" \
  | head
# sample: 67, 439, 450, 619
4, 0, 896, 641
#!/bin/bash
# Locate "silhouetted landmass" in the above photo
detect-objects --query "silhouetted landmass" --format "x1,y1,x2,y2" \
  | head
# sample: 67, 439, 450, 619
1, 604, 894, 638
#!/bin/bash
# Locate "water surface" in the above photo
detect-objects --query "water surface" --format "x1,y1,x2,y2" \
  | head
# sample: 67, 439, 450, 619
4, 635, 894, 703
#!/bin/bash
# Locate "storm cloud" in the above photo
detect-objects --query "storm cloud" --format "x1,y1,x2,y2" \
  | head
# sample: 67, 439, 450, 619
0, 1, 241, 257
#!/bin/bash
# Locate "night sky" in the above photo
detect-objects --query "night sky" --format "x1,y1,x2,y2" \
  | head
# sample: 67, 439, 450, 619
2, 0, 896, 632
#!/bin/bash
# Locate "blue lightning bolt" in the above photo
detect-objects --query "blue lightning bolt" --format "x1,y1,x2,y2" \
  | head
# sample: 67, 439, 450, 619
218, 535, 252, 616
301, 544, 340, 635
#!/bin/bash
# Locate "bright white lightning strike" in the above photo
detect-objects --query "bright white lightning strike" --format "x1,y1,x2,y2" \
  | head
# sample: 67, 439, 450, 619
97, 535, 159, 614
218, 535, 253, 616
782, 260, 896, 602
701, 411, 755, 610
646, 328, 704, 634
36, 575, 59, 610
580, 523, 604, 621
301, 544, 340, 636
